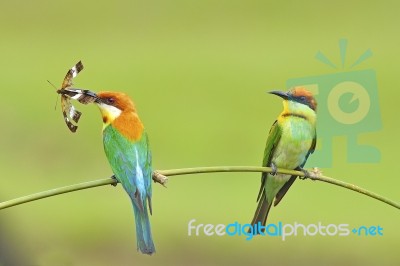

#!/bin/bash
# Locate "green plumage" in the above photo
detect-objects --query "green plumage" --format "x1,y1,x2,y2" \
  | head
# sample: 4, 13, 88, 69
251, 98, 317, 230
103, 124, 155, 254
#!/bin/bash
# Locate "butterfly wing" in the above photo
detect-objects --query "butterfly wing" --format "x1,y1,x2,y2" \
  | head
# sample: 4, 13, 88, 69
58, 61, 84, 132
60, 95, 81, 132
61, 61, 84, 89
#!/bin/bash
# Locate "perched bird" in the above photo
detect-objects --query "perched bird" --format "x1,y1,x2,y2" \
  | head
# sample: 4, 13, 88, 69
250, 88, 317, 232
93, 91, 155, 254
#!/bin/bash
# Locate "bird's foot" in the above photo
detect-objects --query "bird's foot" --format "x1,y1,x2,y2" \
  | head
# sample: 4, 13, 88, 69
297, 167, 310, 180
110, 175, 118, 187
270, 162, 278, 176
298, 167, 322, 180
152, 171, 168, 188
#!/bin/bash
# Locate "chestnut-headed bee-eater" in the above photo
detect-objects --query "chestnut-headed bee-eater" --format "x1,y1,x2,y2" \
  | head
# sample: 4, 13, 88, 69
250, 88, 317, 232
79, 91, 155, 255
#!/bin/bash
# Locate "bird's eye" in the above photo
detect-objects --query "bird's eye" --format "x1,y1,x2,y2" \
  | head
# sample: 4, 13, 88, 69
300, 96, 306, 102
106, 97, 115, 105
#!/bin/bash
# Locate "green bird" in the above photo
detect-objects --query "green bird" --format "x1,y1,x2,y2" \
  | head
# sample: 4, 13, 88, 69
94, 91, 155, 254
250, 87, 317, 232
59, 89, 155, 254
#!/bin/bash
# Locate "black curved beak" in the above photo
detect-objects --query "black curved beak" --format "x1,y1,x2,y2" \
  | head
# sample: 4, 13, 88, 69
269, 90, 289, 100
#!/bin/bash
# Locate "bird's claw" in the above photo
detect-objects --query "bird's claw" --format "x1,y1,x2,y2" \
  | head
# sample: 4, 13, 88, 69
298, 168, 310, 180
270, 162, 278, 176
110, 175, 118, 186
298, 167, 322, 180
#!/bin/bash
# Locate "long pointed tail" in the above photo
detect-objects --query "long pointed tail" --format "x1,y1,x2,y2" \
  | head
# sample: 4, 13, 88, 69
132, 203, 155, 255
250, 192, 272, 234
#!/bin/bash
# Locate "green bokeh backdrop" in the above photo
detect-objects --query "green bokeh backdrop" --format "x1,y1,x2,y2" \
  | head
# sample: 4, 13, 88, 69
0, 1, 398, 265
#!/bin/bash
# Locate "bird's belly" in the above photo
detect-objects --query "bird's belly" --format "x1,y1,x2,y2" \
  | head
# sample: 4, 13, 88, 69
272, 120, 314, 170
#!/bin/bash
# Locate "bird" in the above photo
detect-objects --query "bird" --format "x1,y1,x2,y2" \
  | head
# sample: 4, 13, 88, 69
92, 91, 155, 254
250, 87, 317, 233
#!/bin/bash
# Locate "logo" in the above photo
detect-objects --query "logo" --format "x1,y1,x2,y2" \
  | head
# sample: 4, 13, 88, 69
188, 219, 383, 241
286, 39, 382, 167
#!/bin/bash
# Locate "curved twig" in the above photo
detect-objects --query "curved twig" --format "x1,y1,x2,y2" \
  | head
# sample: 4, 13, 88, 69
0, 166, 398, 210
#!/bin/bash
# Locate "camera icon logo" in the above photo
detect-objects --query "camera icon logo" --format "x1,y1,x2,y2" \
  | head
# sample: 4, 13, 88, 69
286, 39, 381, 167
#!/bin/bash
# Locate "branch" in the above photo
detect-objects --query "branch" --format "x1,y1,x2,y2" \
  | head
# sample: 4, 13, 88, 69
0, 166, 398, 211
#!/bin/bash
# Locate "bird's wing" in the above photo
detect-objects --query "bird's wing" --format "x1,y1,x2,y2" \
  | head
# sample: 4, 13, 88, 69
304, 129, 317, 161
256, 120, 281, 202
103, 125, 152, 212
273, 129, 317, 206
140, 130, 153, 214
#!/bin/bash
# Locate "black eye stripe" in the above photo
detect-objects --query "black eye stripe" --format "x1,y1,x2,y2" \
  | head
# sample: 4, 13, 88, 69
290, 95, 307, 102
103, 97, 115, 105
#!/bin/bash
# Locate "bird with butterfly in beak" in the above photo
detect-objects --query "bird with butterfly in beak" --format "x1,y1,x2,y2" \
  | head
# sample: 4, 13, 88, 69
250, 87, 317, 233
60, 89, 156, 255
95, 91, 155, 254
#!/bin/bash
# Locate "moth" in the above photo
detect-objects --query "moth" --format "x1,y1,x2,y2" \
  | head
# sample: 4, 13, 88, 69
54, 61, 97, 132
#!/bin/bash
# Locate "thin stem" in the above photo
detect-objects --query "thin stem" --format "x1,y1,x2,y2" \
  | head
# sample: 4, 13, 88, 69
0, 166, 398, 210
0, 178, 114, 210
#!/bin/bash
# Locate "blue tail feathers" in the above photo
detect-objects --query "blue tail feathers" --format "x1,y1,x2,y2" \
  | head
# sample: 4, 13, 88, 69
132, 202, 155, 255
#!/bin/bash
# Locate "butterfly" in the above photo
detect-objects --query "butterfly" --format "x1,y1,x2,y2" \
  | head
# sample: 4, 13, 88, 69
53, 61, 85, 132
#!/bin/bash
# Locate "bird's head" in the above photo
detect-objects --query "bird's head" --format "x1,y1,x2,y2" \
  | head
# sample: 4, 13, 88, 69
58, 89, 144, 139
269, 87, 317, 122
94, 91, 137, 125
270, 87, 317, 111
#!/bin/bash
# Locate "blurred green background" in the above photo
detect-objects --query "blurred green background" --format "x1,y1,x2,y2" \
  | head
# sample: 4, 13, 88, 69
0, 0, 398, 265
